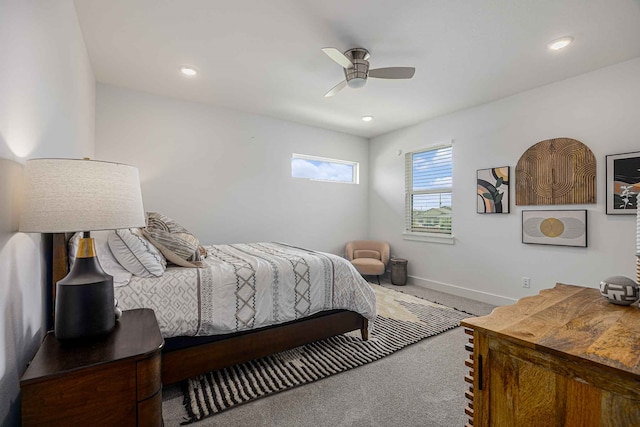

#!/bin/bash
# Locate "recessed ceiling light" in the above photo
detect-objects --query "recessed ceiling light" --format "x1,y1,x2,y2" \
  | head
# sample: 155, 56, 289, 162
362, 116, 373, 122
180, 66, 198, 76
547, 36, 573, 51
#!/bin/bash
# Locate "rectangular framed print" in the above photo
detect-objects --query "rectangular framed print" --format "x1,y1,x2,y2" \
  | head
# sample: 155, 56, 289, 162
477, 166, 510, 213
522, 210, 587, 247
606, 151, 640, 215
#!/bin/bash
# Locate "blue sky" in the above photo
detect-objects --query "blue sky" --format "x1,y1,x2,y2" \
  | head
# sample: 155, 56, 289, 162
291, 158, 354, 182
412, 146, 452, 210
413, 146, 452, 190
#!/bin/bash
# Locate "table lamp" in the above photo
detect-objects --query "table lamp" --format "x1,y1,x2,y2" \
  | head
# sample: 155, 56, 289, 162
19, 158, 145, 341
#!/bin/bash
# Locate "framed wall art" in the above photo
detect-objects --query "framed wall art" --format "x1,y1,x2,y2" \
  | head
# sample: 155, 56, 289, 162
516, 138, 596, 205
522, 210, 587, 247
606, 151, 640, 215
477, 166, 509, 213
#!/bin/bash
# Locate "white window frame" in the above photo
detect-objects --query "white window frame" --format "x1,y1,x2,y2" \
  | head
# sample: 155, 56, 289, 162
403, 142, 454, 244
291, 153, 359, 184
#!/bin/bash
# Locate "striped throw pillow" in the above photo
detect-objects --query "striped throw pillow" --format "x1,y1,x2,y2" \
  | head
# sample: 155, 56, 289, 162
143, 212, 202, 266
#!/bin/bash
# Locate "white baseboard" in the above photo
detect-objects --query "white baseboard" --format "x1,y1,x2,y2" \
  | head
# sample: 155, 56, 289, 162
407, 275, 517, 306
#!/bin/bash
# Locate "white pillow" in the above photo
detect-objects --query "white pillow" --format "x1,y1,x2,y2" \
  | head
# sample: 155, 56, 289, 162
108, 228, 166, 277
68, 231, 133, 287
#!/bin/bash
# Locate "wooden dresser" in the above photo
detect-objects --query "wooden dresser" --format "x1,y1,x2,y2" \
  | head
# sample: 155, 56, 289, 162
461, 283, 640, 427
21, 309, 164, 426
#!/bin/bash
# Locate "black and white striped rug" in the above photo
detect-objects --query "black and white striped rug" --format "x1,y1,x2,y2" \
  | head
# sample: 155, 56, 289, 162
181, 284, 470, 423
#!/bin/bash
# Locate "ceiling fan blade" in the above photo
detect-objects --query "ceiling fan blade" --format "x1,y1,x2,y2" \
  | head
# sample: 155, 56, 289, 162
324, 80, 348, 97
368, 67, 416, 79
322, 47, 354, 69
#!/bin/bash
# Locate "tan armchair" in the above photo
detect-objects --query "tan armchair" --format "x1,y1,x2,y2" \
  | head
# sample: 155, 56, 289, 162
345, 240, 390, 284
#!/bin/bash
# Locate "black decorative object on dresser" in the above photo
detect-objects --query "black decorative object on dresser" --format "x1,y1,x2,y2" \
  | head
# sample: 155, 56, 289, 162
20, 309, 164, 426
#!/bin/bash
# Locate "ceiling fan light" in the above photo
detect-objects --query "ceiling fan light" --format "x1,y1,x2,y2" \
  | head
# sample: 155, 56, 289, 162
362, 116, 373, 122
347, 77, 367, 89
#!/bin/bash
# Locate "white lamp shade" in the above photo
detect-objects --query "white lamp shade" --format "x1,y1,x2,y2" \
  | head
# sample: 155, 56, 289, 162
19, 158, 145, 233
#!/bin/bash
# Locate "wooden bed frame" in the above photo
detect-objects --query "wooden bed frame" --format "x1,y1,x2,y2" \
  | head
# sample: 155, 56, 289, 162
50, 234, 368, 385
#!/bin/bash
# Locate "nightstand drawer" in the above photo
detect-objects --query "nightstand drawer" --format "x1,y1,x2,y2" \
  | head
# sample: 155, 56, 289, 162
22, 362, 137, 426
21, 309, 164, 427
138, 389, 163, 427
137, 353, 161, 400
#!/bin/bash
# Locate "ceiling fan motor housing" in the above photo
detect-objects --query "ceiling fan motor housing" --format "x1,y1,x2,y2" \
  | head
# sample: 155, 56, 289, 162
344, 48, 370, 88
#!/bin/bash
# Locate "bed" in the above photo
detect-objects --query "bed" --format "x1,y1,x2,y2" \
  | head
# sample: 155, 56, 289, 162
49, 234, 376, 385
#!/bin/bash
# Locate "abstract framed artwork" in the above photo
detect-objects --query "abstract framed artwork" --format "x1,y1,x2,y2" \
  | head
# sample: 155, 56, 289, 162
522, 210, 587, 247
477, 166, 510, 214
606, 151, 640, 215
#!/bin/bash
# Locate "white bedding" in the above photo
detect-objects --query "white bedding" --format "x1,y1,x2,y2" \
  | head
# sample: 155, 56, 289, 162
115, 242, 377, 338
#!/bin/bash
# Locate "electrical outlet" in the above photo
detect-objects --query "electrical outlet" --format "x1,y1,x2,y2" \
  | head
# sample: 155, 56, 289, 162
522, 277, 531, 288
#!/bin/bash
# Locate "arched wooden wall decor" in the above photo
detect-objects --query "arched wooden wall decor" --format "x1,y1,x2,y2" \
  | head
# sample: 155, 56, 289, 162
516, 137, 596, 205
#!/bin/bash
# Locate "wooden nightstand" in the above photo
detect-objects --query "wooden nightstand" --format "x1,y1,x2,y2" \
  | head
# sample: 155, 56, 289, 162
21, 309, 164, 426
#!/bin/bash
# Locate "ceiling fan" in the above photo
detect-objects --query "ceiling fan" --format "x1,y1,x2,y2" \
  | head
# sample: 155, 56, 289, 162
321, 47, 415, 97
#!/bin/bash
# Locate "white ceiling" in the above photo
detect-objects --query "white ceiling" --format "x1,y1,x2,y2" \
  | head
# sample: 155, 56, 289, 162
74, 0, 640, 138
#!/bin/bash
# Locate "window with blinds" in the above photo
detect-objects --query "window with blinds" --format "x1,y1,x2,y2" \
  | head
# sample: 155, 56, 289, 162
405, 145, 452, 235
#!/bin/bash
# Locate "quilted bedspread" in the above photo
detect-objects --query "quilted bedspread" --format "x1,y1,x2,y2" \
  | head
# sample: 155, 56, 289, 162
115, 243, 377, 338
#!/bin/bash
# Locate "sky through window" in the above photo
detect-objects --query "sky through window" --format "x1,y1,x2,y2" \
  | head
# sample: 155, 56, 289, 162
291, 154, 358, 183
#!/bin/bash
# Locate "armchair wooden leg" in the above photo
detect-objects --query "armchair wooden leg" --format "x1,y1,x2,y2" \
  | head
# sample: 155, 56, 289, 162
377, 275, 380, 285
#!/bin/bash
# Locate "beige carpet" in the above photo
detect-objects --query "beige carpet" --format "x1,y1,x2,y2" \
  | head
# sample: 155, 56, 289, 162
176, 284, 470, 424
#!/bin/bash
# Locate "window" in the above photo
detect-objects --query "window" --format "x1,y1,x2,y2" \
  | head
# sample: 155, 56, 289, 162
291, 153, 359, 184
404, 144, 453, 241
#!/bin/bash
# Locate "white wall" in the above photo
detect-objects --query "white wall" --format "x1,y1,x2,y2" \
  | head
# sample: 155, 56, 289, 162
370, 58, 640, 305
95, 84, 369, 255
0, 0, 95, 425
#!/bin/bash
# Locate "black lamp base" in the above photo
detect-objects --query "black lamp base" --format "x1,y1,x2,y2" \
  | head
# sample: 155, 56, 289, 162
55, 239, 115, 341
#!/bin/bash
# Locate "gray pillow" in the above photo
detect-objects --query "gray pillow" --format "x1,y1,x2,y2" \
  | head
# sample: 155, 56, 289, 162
143, 212, 202, 266
108, 228, 166, 277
